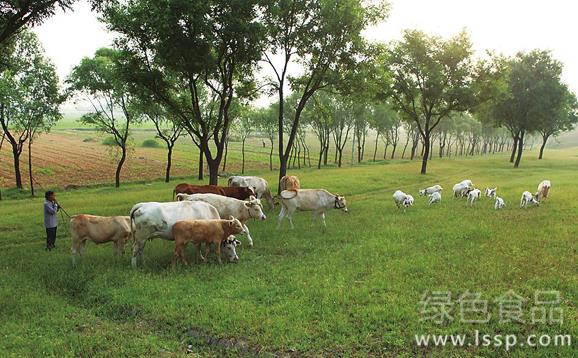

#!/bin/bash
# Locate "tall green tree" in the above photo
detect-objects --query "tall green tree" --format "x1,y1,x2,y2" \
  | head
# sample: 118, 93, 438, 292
262, 0, 388, 191
492, 50, 569, 167
383, 30, 478, 174
536, 86, 578, 159
0, 31, 62, 190
68, 47, 140, 188
100, 0, 264, 185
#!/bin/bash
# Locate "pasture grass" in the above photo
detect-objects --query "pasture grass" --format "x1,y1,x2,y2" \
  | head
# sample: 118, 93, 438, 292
0, 149, 576, 356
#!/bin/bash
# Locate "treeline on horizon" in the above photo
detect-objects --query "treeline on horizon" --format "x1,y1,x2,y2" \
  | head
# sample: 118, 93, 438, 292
1, 0, 577, 194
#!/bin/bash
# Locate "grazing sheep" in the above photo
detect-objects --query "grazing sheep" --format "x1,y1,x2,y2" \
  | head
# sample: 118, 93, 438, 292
520, 191, 540, 208
419, 185, 443, 197
535, 180, 551, 201
428, 191, 441, 205
485, 187, 497, 199
494, 196, 505, 210
467, 189, 481, 206
393, 190, 413, 210
453, 180, 473, 198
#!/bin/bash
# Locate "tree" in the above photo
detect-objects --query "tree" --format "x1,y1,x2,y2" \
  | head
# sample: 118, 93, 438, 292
141, 102, 184, 182
383, 30, 477, 174
307, 92, 333, 169
370, 103, 397, 161
536, 86, 578, 159
491, 50, 568, 167
261, 0, 388, 191
101, 0, 264, 185
257, 106, 277, 171
68, 47, 140, 187
0, 1, 74, 46
234, 106, 254, 174
0, 31, 62, 190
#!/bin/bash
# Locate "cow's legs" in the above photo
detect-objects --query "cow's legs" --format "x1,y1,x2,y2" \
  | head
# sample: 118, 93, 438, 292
287, 208, 295, 229
320, 212, 327, 231
131, 240, 146, 268
243, 223, 254, 247
277, 206, 286, 228
196, 243, 206, 262
215, 241, 222, 264
204, 244, 211, 263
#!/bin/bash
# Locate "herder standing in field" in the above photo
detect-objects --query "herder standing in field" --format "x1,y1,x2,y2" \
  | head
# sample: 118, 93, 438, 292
44, 191, 59, 251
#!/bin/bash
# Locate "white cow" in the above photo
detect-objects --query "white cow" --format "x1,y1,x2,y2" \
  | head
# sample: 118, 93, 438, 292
494, 196, 505, 210
175, 193, 266, 247
485, 187, 497, 199
535, 180, 551, 201
428, 191, 442, 205
520, 191, 540, 208
393, 190, 413, 210
467, 189, 481, 206
453, 180, 473, 198
278, 189, 347, 230
129, 201, 220, 267
419, 185, 443, 197
228, 176, 274, 210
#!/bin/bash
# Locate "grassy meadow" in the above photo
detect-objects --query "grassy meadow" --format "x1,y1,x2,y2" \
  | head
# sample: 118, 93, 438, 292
0, 146, 577, 356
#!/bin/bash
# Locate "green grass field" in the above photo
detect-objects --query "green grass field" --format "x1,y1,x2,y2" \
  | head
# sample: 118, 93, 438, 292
0, 149, 576, 357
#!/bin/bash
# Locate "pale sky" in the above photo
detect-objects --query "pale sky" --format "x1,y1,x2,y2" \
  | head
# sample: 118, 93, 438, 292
34, 0, 578, 112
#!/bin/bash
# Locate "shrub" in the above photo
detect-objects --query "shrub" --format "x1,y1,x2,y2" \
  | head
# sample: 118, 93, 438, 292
82, 137, 96, 143
101, 137, 117, 146
142, 139, 160, 148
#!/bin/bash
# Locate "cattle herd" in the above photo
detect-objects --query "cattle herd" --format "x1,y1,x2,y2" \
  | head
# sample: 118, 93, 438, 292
68, 176, 550, 267
394, 179, 551, 211
69, 175, 348, 267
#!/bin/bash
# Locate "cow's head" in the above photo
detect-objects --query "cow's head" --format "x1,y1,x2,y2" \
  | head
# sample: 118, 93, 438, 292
403, 195, 414, 208
227, 216, 246, 235
221, 235, 241, 263
334, 195, 348, 213
245, 197, 266, 220
418, 189, 426, 197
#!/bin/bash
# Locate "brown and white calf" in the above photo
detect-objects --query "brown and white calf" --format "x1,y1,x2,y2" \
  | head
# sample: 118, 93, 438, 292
535, 180, 551, 200
176, 193, 266, 247
171, 217, 246, 267
278, 189, 347, 230
70, 215, 131, 259
228, 176, 275, 210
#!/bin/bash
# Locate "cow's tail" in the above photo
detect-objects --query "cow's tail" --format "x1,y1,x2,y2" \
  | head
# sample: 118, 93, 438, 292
172, 189, 176, 201
129, 206, 140, 244
227, 177, 233, 187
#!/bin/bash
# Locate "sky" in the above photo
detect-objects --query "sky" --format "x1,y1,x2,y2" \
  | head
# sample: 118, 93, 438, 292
34, 0, 578, 112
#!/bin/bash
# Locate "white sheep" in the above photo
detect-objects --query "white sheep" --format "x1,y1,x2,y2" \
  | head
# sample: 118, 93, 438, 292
485, 187, 497, 199
393, 190, 413, 210
467, 189, 481, 206
494, 196, 505, 210
453, 179, 473, 198
419, 185, 443, 197
520, 191, 540, 208
428, 191, 441, 205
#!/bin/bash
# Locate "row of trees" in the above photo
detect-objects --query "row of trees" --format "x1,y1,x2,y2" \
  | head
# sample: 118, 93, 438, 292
1, 0, 576, 193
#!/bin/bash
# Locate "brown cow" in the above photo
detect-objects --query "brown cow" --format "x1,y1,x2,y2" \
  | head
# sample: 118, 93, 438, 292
70, 215, 131, 259
171, 216, 246, 267
173, 183, 254, 201
280, 175, 301, 191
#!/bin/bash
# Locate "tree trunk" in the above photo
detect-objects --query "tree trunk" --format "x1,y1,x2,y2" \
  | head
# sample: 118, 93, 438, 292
420, 134, 430, 175
391, 143, 397, 159
373, 133, 379, 161
12, 147, 22, 189
208, 159, 219, 185
165, 145, 173, 183
28, 138, 34, 196
198, 148, 204, 181
337, 149, 343, 168
509, 135, 518, 163
514, 130, 525, 168
222, 138, 229, 172
115, 146, 127, 188
402, 134, 410, 159
269, 139, 274, 171
538, 135, 548, 159
241, 138, 246, 174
